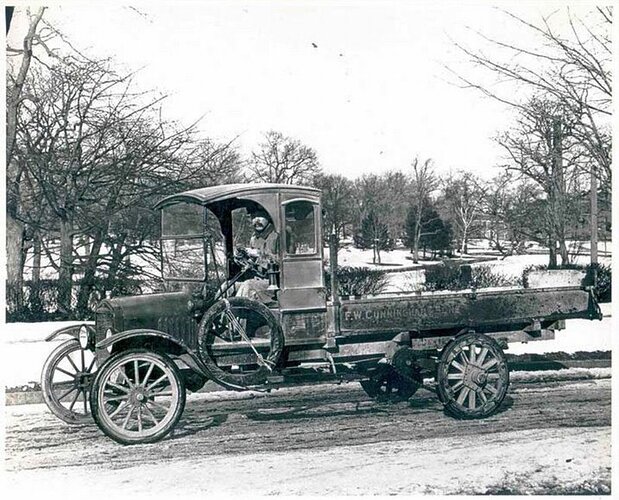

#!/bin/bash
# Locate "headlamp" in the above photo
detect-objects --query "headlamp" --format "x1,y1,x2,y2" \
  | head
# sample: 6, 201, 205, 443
105, 328, 114, 353
78, 325, 90, 350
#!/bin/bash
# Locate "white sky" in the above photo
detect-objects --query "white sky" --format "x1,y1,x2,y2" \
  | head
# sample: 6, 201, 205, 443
7, 1, 599, 180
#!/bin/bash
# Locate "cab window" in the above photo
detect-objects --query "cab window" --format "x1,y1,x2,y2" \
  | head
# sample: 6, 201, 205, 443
284, 201, 316, 255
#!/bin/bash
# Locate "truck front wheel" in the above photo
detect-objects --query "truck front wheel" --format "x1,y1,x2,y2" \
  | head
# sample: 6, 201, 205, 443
437, 332, 509, 419
90, 349, 186, 444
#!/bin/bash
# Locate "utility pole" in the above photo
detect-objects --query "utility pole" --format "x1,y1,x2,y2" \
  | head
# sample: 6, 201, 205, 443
587, 161, 599, 291
590, 163, 598, 265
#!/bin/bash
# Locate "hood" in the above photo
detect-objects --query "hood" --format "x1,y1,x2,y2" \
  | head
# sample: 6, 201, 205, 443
96, 291, 192, 331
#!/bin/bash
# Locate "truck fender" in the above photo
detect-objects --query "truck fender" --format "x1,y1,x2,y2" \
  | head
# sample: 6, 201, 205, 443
45, 323, 95, 342
96, 328, 195, 353
95, 329, 244, 391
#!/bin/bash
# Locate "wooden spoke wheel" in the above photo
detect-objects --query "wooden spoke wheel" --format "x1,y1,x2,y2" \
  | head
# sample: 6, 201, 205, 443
41, 339, 96, 424
90, 349, 185, 445
360, 366, 418, 403
198, 297, 284, 387
437, 332, 509, 419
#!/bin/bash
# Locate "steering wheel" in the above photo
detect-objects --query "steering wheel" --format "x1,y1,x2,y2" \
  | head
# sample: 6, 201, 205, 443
233, 247, 268, 278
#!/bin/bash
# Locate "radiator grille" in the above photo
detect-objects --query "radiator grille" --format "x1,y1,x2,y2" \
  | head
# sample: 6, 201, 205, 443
95, 310, 114, 344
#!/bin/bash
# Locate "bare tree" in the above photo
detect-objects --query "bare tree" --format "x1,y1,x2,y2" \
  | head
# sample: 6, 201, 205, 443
6, 7, 47, 310
314, 173, 355, 246
14, 57, 209, 315
190, 138, 243, 187
441, 171, 485, 254
6, 7, 46, 168
408, 158, 439, 263
352, 174, 395, 264
480, 173, 522, 256
450, 7, 612, 191
248, 130, 321, 185
496, 97, 585, 266
381, 170, 411, 244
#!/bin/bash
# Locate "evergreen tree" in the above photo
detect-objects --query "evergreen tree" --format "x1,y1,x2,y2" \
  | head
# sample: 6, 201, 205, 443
406, 204, 452, 258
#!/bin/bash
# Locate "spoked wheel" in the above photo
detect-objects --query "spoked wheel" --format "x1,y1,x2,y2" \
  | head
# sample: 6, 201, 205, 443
437, 332, 509, 419
360, 365, 419, 403
90, 349, 185, 445
198, 297, 284, 387
41, 339, 96, 424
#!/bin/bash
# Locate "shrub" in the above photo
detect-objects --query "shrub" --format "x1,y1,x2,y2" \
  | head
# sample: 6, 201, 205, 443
7, 280, 61, 322
471, 265, 523, 288
422, 263, 463, 291
5, 276, 152, 322
324, 266, 388, 297
423, 263, 521, 291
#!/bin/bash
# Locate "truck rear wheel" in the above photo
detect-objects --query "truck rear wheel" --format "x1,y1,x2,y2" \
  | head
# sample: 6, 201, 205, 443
437, 332, 509, 419
360, 365, 418, 403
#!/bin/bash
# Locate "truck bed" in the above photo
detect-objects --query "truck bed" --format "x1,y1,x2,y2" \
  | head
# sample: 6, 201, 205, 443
339, 286, 600, 336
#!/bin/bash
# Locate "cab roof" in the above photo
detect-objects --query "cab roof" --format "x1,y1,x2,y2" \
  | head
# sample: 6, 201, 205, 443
155, 183, 321, 209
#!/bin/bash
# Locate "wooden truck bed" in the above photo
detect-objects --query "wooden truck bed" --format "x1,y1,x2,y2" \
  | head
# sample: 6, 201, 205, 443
338, 286, 600, 336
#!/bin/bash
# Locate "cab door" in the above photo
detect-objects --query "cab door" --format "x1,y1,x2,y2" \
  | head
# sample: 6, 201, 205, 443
278, 198, 327, 340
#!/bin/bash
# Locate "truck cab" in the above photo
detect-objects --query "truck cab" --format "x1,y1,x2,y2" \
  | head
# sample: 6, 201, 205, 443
155, 183, 329, 342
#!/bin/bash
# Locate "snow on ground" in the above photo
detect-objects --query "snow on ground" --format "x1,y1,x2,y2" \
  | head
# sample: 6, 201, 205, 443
4, 426, 611, 496
471, 254, 612, 279
333, 245, 437, 270
508, 306, 611, 355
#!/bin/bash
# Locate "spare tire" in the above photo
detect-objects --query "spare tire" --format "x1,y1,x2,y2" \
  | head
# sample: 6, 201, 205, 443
197, 297, 284, 387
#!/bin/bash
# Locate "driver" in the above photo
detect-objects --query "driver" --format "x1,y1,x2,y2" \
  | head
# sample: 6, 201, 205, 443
236, 209, 279, 302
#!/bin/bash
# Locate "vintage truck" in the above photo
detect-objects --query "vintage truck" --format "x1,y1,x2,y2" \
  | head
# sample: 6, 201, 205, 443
40, 183, 603, 444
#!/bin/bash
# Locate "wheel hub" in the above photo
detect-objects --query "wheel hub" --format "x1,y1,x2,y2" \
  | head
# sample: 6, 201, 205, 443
76, 372, 93, 390
130, 388, 148, 405
462, 365, 487, 390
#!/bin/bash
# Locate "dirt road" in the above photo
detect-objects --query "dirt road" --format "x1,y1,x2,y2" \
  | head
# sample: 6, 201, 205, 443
4, 376, 611, 496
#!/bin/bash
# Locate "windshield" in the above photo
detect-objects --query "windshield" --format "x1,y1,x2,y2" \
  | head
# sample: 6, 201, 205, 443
160, 203, 225, 282
162, 203, 204, 237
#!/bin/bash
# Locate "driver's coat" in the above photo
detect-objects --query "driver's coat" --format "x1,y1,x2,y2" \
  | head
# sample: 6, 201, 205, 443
237, 225, 278, 302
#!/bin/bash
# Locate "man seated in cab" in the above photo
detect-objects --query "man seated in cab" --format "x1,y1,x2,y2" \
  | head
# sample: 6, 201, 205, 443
235, 208, 279, 303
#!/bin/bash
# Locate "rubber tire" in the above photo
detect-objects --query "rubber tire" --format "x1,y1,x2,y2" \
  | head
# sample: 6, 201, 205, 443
41, 339, 95, 424
90, 349, 186, 445
360, 365, 419, 403
198, 297, 284, 387
437, 332, 509, 419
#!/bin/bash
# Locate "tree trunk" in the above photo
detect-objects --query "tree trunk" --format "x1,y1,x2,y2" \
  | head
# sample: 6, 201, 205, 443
6, 7, 46, 166
551, 116, 569, 267
57, 219, 74, 316
32, 233, 41, 283
105, 234, 128, 295
558, 239, 570, 266
6, 216, 25, 311
548, 239, 558, 269
76, 230, 105, 317
462, 227, 469, 254
30, 232, 43, 314
412, 226, 421, 263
